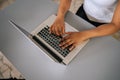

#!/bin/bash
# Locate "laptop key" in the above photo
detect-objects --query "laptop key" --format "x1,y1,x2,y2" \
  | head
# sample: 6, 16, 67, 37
37, 26, 70, 57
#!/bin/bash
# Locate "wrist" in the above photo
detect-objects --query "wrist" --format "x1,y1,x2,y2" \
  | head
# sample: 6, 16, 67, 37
79, 30, 95, 40
56, 15, 65, 21
56, 13, 65, 19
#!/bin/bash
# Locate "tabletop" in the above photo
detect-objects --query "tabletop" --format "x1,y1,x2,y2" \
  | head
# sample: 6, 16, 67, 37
0, 0, 120, 80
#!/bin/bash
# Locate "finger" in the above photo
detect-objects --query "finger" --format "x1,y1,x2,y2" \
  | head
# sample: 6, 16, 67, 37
51, 25, 56, 34
54, 25, 59, 35
69, 44, 76, 51
61, 26, 65, 35
61, 40, 74, 49
60, 35, 70, 42
58, 26, 62, 36
59, 39, 71, 47
65, 32, 72, 35
56, 25, 62, 36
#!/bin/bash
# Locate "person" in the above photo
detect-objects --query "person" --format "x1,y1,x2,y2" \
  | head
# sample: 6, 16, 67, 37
50, 0, 120, 51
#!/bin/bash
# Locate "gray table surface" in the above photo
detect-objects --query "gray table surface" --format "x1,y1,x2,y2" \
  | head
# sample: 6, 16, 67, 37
0, 0, 120, 80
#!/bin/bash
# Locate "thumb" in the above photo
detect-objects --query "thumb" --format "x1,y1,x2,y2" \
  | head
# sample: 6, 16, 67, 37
65, 32, 72, 35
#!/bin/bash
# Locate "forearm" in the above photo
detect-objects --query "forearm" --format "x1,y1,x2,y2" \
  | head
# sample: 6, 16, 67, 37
83, 23, 120, 39
57, 0, 72, 18
84, 0, 120, 39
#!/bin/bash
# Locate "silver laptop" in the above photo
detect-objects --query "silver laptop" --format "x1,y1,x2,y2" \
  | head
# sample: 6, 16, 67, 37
10, 15, 89, 65
30, 15, 89, 65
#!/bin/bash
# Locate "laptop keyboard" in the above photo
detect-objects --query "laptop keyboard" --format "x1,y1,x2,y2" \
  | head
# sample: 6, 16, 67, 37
37, 25, 70, 57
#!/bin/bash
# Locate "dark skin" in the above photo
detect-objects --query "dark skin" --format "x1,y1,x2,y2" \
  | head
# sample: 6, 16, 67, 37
50, 0, 120, 51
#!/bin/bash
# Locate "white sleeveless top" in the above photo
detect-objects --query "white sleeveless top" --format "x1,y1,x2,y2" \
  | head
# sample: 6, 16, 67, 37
83, 0, 118, 23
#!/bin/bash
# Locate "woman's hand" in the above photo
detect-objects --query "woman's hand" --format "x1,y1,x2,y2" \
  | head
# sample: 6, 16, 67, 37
50, 17, 65, 36
59, 32, 88, 51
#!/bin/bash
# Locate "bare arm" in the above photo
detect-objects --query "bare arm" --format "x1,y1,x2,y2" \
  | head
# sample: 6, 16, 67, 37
50, 0, 72, 35
57, 0, 72, 18
60, 0, 120, 50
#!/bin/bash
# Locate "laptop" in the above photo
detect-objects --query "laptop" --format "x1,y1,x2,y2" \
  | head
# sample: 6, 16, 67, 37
10, 15, 89, 65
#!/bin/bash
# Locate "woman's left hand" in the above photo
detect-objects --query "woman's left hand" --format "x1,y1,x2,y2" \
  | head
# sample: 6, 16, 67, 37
59, 32, 88, 51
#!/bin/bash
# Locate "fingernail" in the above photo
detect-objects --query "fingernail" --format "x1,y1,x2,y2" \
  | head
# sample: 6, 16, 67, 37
59, 44, 61, 46
69, 48, 72, 51
49, 30, 51, 33
62, 47, 64, 49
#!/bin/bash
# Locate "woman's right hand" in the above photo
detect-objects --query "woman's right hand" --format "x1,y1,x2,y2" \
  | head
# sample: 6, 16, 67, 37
50, 16, 65, 36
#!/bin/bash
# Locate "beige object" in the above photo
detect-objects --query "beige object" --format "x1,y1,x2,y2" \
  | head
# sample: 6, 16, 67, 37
0, 0, 15, 10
